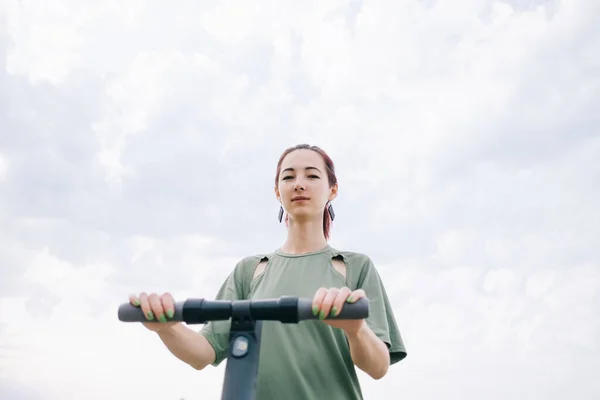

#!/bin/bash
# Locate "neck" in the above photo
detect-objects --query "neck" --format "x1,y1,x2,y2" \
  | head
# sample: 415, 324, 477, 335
280, 217, 328, 255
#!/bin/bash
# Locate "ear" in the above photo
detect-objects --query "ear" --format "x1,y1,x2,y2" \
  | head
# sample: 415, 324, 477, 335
274, 185, 281, 203
328, 183, 338, 202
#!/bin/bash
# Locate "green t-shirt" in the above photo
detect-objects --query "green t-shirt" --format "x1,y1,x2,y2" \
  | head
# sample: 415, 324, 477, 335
199, 245, 406, 399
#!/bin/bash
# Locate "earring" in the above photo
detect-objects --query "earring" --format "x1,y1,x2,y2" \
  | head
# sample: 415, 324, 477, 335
278, 205, 284, 223
328, 202, 335, 221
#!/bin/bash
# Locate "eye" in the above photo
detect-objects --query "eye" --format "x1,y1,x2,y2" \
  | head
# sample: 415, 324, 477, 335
282, 176, 293, 180
308, 175, 320, 179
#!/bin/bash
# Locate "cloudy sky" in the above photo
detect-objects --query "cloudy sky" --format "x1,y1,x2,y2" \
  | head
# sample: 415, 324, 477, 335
1, 0, 599, 399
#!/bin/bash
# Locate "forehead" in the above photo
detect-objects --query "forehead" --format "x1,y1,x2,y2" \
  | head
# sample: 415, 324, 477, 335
280, 149, 325, 169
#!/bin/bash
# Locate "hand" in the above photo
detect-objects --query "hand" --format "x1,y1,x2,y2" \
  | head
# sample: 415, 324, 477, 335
129, 292, 178, 332
312, 287, 367, 335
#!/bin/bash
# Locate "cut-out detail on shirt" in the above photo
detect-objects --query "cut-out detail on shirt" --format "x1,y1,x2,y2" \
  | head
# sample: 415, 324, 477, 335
328, 254, 348, 288
331, 255, 347, 280
253, 257, 269, 280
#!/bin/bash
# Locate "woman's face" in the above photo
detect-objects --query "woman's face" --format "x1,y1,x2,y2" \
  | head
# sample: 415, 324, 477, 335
275, 149, 337, 221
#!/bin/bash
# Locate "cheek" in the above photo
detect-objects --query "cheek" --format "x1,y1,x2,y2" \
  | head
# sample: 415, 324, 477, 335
316, 181, 330, 192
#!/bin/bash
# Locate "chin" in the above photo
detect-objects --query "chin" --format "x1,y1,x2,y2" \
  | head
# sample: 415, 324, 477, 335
287, 210, 318, 221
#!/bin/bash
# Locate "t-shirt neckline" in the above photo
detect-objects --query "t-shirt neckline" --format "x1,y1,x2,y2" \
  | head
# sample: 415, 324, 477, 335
275, 245, 332, 258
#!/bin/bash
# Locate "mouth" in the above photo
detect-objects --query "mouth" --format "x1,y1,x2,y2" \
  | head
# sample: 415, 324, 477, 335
291, 196, 310, 202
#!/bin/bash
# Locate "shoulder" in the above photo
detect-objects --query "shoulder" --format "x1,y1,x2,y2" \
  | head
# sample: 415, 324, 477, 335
328, 246, 391, 284
237, 253, 269, 266
232, 253, 271, 273
327, 246, 381, 286
328, 246, 374, 268
228, 253, 273, 298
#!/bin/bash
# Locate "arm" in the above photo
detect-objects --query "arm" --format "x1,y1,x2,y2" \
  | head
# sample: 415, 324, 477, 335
312, 286, 392, 380
346, 322, 390, 380
156, 323, 216, 370
157, 257, 254, 369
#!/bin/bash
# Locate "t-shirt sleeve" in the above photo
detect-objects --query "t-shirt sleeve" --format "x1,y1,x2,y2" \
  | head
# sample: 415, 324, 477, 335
356, 256, 407, 365
198, 258, 249, 367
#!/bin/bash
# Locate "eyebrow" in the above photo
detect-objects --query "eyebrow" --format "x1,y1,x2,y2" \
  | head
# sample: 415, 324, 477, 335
281, 166, 321, 174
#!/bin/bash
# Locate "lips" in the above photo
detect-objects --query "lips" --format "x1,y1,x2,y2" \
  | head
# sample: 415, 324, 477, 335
291, 196, 310, 201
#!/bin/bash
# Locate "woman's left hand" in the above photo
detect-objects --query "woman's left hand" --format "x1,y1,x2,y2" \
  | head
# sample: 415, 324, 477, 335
312, 287, 367, 335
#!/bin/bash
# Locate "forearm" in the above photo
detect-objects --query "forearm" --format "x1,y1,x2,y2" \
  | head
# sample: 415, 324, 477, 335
156, 323, 216, 370
346, 323, 390, 379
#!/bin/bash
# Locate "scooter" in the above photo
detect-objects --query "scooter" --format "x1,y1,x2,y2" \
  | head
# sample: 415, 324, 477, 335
118, 296, 369, 400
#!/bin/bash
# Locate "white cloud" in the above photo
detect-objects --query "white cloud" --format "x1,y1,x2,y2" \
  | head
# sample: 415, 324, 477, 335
2, 0, 599, 399
0, 152, 8, 181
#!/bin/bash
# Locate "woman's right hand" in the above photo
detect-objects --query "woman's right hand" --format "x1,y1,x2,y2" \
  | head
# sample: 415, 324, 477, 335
129, 292, 178, 332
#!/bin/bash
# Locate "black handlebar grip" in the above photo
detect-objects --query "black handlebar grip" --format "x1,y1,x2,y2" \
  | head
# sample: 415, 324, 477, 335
118, 302, 185, 322
118, 297, 369, 323
297, 298, 369, 321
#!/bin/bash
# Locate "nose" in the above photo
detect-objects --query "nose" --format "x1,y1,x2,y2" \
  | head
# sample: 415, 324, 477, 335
294, 180, 305, 191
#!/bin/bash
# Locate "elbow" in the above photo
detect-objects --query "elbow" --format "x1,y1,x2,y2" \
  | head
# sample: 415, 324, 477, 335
191, 362, 208, 371
368, 350, 390, 380
190, 358, 210, 371
369, 363, 389, 380
358, 353, 389, 380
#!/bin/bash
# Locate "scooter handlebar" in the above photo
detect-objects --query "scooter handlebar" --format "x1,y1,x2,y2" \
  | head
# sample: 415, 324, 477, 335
118, 296, 369, 324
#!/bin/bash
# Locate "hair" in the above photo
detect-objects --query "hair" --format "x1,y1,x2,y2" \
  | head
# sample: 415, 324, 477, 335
275, 144, 338, 241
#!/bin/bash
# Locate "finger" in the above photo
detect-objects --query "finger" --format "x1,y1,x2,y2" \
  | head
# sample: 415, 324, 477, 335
161, 292, 175, 319
148, 293, 167, 323
331, 287, 352, 317
347, 289, 366, 303
139, 292, 154, 321
319, 288, 339, 320
312, 287, 328, 316
129, 294, 140, 307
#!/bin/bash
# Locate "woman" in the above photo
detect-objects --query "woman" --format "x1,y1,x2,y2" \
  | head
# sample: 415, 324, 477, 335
129, 144, 407, 399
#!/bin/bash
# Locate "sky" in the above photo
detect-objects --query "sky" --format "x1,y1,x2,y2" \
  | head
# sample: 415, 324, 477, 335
1, 0, 599, 399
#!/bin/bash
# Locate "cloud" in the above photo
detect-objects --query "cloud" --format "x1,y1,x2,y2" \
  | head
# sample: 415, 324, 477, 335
0, 152, 8, 181
0, 377, 45, 400
1, 0, 599, 399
